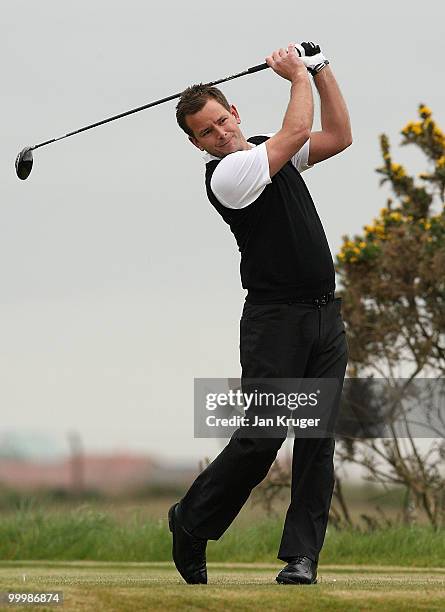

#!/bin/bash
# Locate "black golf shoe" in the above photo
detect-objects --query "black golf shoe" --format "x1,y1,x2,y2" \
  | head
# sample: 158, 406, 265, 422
168, 502, 207, 584
276, 556, 318, 585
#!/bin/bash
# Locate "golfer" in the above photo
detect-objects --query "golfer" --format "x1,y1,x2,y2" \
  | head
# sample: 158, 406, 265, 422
169, 42, 351, 585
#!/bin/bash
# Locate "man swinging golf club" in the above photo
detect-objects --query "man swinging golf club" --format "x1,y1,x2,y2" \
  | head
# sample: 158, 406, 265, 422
169, 41, 352, 585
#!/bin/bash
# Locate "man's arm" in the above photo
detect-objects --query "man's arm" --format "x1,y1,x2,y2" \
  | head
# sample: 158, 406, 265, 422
264, 44, 314, 177
308, 65, 353, 165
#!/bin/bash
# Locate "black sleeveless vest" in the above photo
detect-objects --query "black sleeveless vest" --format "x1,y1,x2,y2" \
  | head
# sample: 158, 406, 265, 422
205, 135, 335, 303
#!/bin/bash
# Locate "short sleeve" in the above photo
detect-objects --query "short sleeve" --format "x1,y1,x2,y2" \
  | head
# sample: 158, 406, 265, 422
210, 143, 272, 210
291, 139, 313, 173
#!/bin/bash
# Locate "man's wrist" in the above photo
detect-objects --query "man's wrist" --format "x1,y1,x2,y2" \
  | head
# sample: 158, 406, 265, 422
312, 63, 332, 86
290, 69, 310, 85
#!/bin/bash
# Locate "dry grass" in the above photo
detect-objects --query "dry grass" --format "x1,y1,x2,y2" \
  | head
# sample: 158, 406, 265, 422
0, 562, 443, 611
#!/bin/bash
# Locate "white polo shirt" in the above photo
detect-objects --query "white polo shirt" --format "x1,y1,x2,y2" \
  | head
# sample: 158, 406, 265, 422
202, 134, 313, 210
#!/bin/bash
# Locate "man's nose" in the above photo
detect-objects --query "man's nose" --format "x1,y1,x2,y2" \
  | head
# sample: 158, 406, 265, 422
215, 125, 227, 138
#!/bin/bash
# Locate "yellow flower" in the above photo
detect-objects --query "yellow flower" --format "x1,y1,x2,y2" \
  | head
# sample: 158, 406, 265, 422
359, 241, 366, 248
432, 127, 445, 147
389, 212, 402, 222
350, 256, 358, 263
391, 163, 406, 179
436, 156, 445, 169
338, 252, 345, 260
419, 105, 432, 117
402, 121, 414, 134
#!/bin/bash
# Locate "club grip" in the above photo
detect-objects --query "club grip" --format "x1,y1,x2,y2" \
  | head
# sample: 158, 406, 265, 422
247, 62, 269, 74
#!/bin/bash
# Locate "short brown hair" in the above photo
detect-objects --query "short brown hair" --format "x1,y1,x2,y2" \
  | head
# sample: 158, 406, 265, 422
176, 84, 231, 138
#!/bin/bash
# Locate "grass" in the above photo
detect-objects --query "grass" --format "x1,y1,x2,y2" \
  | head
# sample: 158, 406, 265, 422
0, 562, 444, 611
0, 504, 444, 566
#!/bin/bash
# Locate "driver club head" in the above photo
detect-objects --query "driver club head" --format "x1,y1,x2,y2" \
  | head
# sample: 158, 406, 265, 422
15, 147, 34, 180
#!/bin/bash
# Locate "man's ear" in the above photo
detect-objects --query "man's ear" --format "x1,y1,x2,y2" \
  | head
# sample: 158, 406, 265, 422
230, 104, 241, 124
189, 135, 204, 151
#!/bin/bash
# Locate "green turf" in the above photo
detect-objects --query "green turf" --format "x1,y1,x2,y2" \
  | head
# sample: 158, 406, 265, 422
1, 507, 444, 567
0, 562, 443, 611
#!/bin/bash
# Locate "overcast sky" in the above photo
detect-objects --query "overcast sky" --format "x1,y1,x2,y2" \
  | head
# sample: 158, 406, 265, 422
2, 1, 444, 463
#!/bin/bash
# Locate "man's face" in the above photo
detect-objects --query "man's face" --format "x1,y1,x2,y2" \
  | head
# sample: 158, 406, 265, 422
186, 98, 248, 158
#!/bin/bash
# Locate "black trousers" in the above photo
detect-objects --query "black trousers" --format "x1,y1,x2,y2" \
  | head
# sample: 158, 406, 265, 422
178, 297, 348, 562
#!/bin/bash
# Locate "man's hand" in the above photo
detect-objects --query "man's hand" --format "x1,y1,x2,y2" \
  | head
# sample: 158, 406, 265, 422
295, 42, 330, 76
265, 43, 308, 83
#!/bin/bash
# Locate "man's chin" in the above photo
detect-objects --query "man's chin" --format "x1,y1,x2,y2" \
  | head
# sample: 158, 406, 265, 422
216, 142, 241, 157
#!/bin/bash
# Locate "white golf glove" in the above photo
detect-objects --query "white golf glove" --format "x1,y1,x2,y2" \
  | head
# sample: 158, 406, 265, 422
295, 42, 329, 76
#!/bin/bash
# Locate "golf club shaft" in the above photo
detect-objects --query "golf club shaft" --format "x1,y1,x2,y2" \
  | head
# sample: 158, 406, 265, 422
32, 62, 269, 151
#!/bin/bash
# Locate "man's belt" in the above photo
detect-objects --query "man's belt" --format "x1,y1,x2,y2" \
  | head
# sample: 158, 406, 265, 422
287, 290, 336, 306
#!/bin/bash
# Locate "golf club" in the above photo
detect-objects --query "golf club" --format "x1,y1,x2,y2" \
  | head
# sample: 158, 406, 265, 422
15, 60, 269, 180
